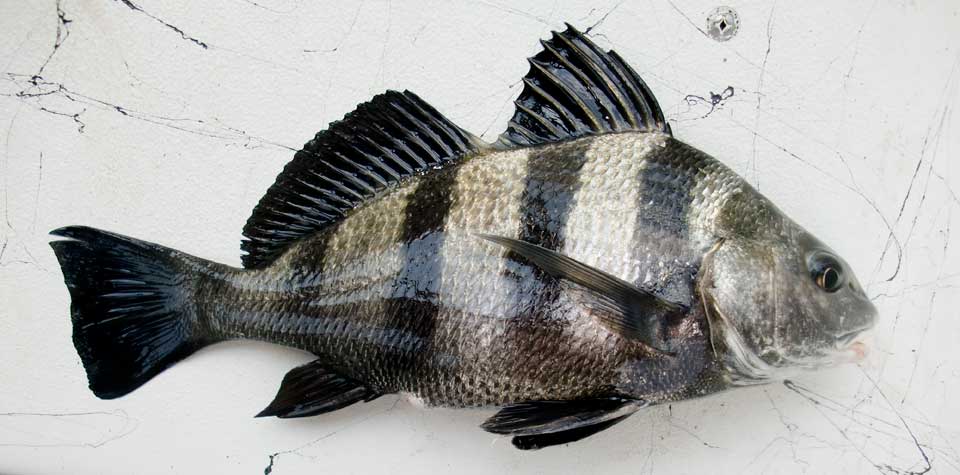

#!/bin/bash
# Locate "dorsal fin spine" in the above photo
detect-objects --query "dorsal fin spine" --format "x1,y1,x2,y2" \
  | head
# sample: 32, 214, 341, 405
373, 108, 438, 165
607, 50, 668, 133
347, 124, 409, 177
389, 102, 455, 157
518, 77, 568, 130
527, 59, 587, 132
363, 136, 412, 175
514, 102, 563, 137
570, 36, 641, 128
552, 33, 631, 129
538, 39, 611, 131
311, 165, 368, 201
499, 24, 671, 146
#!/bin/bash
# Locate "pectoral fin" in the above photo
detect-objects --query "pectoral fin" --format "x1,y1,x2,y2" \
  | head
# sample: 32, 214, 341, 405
478, 234, 684, 349
481, 398, 645, 450
256, 360, 379, 418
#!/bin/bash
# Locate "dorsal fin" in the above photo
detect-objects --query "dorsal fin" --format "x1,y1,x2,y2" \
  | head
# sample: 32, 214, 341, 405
241, 90, 485, 268
499, 24, 671, 147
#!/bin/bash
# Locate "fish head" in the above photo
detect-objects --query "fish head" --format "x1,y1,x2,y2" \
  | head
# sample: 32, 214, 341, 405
700, 198, 877, 385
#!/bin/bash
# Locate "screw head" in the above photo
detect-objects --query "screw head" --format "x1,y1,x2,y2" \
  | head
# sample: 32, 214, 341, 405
706, 6, 740, 42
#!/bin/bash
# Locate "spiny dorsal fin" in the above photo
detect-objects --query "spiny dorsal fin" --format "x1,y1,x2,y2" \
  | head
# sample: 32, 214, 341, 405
241, 90, 485, 268
499, 24, 671, 147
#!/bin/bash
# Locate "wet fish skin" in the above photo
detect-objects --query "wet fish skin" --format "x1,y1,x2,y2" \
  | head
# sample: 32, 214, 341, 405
49, 24, 877, 449
196, 133, 726, 407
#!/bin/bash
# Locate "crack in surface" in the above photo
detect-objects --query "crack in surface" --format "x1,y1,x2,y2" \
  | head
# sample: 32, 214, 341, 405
2, 73, 296, 151
261, 398, 399, 474
750, 2, 776, 189
33, 0, 72, 80
784, 378, 933, 475
0, 410, 139, 449
116, 0, 209, 49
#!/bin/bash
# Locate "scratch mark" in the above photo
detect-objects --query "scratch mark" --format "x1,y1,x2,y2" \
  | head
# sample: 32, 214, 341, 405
34, 0, 72, 80
842, 0, 878, 92
478, 80, 521, 140
2, 73, 295, 151
874, 51, 959, 282
664, 0, 708, 37
933, 170, 960, 207
303, 1, 363, 53
37, 105, 86, 132
901, 212, 950, 405
234, 0, 302, 14
666, 419, 722, 449
116, 0, 209, 49
31, 151, 42, 232
261, 398, 399, 475
584, 0, 625, 35
859, 369, 934, 475
723, 114, 901, 259
750, 2, 776, 189
0, 410, 139, 449
475, 1, 551, 26
785, 379, 932, 475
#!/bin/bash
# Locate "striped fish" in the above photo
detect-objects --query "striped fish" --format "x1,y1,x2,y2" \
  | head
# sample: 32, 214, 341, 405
50, 25, 876, 450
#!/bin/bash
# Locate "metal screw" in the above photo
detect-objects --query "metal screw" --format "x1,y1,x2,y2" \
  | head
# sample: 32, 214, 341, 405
706, 6, 739, 42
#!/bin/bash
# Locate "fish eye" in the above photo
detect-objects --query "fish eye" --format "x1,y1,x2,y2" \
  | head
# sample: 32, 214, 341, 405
808, 252, 844, 293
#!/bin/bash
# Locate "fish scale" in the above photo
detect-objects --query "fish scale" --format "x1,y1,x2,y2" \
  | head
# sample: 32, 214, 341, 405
50, 24, 876, 450
189, 134, 722, 408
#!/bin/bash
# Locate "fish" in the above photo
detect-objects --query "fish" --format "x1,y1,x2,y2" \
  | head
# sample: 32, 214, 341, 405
49, 24, 877, 450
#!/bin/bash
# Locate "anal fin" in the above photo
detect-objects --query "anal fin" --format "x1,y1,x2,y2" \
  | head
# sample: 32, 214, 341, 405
256, 360, 379, 418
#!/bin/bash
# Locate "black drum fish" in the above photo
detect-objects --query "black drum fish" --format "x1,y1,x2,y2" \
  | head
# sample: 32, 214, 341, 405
50, 25, 877, 450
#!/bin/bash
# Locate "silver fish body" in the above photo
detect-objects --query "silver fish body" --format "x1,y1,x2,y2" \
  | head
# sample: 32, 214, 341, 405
200, 133, 734, 406
50, 25, 877, 449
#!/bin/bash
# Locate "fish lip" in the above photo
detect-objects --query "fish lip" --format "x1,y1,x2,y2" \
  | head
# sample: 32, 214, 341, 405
835, 329, 863, 346
833, 324, 874, 347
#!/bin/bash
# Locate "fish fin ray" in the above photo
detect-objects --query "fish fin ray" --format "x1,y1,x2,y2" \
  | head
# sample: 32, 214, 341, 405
481, 398, 644, 448
242, 90, 486, 268
49, 226, 214, 399
511, 413, 634, 450
256, 359, 379, 418
477, 234, 684, 349
498, 24, 671, 147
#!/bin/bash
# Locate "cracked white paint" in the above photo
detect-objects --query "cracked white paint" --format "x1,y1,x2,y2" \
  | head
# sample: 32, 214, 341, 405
1, 0, 958, 473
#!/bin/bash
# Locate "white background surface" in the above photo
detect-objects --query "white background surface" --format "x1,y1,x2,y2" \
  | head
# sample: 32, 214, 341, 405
1, 1, 958, 473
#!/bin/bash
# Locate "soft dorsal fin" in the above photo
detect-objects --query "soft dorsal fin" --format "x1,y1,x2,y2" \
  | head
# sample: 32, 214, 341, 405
241, 90, 485, 268
499, 24, 671, 147
255, 359, 379, 418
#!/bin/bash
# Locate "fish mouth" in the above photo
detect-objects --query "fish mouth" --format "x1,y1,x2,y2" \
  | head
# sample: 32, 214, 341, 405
835, 329, 863, 346
833, 328, 873, 363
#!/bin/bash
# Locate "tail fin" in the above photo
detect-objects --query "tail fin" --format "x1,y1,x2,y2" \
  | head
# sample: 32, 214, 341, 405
49, 226, 212, 399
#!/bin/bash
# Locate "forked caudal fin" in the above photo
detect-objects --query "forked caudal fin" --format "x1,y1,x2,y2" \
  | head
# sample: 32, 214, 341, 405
49, 226, 217, 399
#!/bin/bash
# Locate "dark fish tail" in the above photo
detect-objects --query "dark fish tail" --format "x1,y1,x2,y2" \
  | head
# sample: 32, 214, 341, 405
49, 225, 221, 399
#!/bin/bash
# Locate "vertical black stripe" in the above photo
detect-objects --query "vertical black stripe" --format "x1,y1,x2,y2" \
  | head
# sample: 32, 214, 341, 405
511, 140, 591, 315
400, 168, 458, 243
635, 136, 700, 304
384, 167, 460, 386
